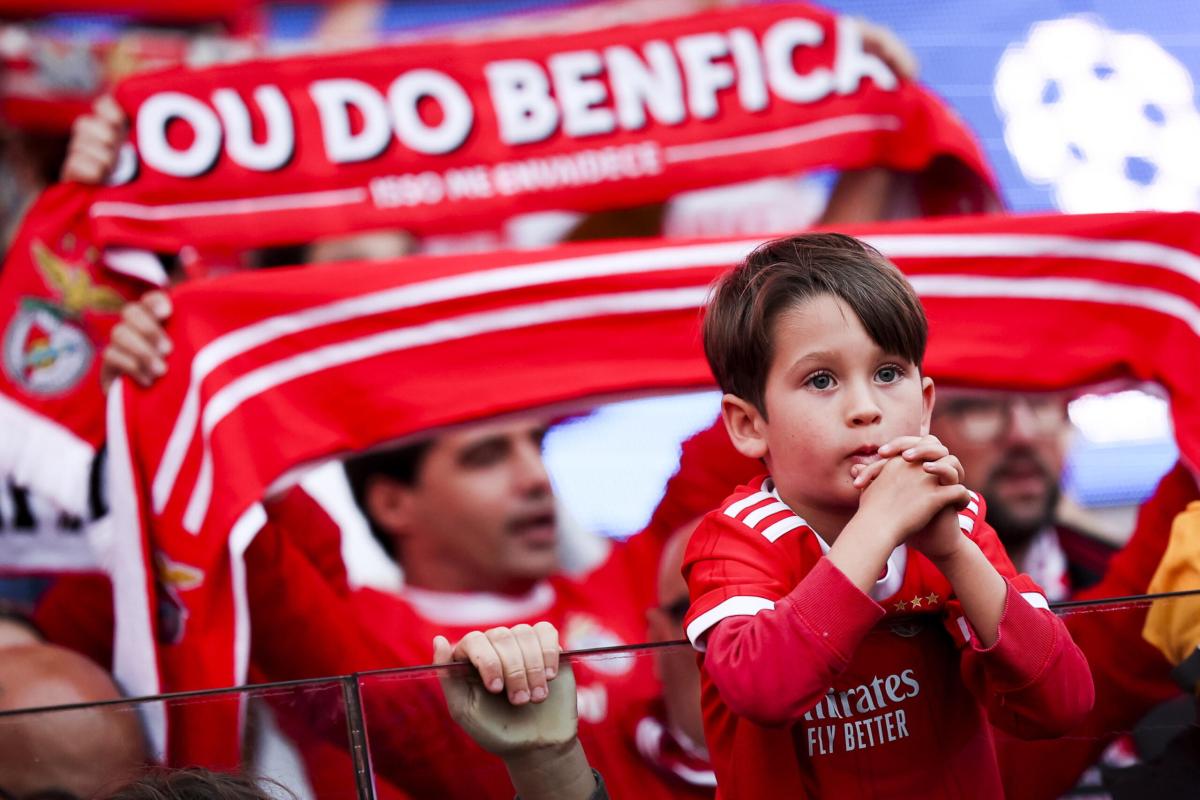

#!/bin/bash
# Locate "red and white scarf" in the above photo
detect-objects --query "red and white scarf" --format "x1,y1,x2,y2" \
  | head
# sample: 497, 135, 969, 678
0, 187, 156, 519
92, 2, 994, 251
99, 211, 1200, 763
0, 2, 993, 524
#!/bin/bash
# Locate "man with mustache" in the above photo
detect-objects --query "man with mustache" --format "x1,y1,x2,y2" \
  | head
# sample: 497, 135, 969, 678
930, 392, 1113, 600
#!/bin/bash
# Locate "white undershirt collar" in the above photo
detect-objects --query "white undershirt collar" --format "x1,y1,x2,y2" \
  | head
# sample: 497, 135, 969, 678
1018, 527, 1070, 603
402, 581, 557, 625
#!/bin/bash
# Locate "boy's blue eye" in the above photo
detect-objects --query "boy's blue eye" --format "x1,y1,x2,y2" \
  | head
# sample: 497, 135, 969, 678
808, 373, 834, 389
877, 366, 902, 383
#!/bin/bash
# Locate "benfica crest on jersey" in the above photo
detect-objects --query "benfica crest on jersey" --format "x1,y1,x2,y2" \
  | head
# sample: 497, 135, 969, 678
2, 238, 123, 395
563, 613, 631, 675
888, 620, 927, 639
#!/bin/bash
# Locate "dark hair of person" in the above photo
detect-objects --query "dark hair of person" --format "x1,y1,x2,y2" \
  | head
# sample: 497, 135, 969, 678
702, 232, 928, 417
95, 768, 293, 800
342, 440, 434, 551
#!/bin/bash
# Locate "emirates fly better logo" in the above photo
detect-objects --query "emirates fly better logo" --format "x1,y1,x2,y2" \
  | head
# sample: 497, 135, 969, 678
994, 16, 1200, 212
802, 669, 921, 757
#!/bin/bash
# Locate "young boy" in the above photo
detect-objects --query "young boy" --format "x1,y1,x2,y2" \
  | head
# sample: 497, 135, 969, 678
682, 234, 1094, 799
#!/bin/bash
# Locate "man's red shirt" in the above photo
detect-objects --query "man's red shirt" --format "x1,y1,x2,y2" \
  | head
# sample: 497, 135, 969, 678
242, 489, 704, 799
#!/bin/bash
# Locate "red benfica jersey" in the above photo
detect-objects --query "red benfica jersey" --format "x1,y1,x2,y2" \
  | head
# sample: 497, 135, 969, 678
683, 476, 1094, 800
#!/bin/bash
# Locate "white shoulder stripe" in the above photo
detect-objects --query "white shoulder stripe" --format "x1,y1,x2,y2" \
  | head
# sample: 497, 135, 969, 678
955, 591, 1051, 646
743, 501, 791, 528
762, 516, 807, 543
958, 513, 975, 533
686, 596, 776, 651
1019, 591, 1050, 611
724, 491, 772, 518
966, 499, 979, 515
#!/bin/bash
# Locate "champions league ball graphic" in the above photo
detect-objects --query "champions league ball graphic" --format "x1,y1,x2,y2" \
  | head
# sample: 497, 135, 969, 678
994, 16, 1200, 213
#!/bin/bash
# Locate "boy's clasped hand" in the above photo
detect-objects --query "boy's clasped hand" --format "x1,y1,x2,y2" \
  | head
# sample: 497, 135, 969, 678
850, 434, 972, 563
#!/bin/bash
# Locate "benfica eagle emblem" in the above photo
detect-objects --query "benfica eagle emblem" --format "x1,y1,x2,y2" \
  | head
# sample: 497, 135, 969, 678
2, 239, 124, 395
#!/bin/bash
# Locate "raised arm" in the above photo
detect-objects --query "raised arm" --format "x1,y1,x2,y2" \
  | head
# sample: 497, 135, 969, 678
61, 95, 125, 185
949, 520, 1095, 739
818, 19, 920, 225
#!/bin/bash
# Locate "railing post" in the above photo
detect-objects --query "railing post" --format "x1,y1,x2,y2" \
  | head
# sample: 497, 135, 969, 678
342, 673, 377, 800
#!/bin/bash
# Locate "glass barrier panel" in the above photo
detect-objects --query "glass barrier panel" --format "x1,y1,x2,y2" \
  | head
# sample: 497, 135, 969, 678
352, 594, 1200, 799
4, 592, 1200, 799
0, 676, 363, 800
241, 677, 368, 800
357, 660, 510, 798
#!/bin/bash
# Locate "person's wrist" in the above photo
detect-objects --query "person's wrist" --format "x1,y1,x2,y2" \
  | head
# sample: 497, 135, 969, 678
926, 535, 975, 572
844, 505, 901, 547
503, 736, 579, 771
830, 510, 904, 592
505, 737, 595, 800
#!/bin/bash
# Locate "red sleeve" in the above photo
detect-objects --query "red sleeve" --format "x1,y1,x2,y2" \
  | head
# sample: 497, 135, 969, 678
247, 520, 399, 680
950, 513, 1094, 739
959, 578, 1094, 738
683, 504, 884, 725
703, 558, 885, 725
262, 485, 351, 595
682, 508, 799, 646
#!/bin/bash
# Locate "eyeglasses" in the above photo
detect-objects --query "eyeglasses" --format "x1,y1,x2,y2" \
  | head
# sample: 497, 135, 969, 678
936, 394, 1066, 443
661, 596, 691, 625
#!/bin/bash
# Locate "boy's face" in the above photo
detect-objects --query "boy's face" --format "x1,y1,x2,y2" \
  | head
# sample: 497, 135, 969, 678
722, 294, 934, 522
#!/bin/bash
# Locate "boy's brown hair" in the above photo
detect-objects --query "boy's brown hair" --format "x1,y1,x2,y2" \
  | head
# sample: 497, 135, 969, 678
703, 233, 927, 415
